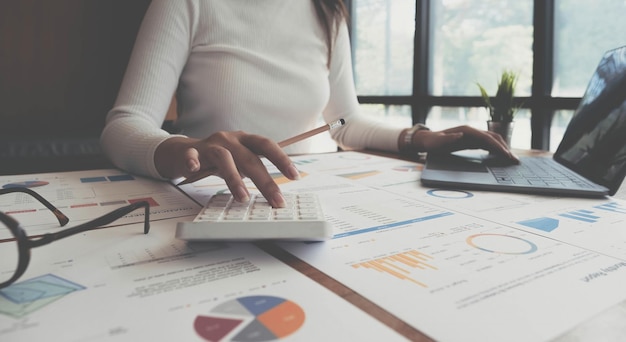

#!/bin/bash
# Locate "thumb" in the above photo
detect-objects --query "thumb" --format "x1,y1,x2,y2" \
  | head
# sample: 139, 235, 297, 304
183, 147, 201, 173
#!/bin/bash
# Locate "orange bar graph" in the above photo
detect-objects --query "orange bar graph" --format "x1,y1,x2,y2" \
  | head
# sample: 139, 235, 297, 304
352, 250, 436, 288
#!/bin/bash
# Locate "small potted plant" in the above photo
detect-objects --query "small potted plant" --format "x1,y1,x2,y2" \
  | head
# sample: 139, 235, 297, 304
476, 70, 520, 146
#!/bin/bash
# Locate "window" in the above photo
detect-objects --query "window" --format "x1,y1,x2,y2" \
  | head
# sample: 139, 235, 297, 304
350, 0, 626, 151
554, 0, 626, 97
430, 1, 533, 97
352, 1, 415, 96
350, 0, 415, 129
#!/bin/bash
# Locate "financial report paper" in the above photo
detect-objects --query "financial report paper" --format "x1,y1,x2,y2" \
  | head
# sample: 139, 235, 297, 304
257, 151, 626, 342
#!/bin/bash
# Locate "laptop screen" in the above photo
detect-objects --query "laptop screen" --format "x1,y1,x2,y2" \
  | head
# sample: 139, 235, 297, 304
554, 46, 626, 195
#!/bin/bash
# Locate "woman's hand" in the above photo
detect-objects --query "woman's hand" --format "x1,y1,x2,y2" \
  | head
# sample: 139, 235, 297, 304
411, 125, 519, 162
155, 131, 301, 207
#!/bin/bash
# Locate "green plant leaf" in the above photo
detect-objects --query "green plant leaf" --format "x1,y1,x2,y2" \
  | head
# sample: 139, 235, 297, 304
476, 70, 519, 122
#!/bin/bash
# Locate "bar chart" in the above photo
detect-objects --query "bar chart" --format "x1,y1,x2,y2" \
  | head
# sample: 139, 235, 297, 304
350, 250, 437, 288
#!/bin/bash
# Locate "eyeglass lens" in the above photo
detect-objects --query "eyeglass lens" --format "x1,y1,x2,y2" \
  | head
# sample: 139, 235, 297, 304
0, 228, 20, 287
0, 187, 150, 288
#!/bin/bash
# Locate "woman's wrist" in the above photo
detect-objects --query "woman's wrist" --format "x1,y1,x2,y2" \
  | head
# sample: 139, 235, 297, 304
399, 123, 430, 152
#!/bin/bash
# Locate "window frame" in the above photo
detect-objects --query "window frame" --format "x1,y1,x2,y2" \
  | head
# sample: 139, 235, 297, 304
349, 0, 582, 151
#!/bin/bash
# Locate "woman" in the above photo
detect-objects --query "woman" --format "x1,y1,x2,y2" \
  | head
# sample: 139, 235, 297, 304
101, 0, 516, 208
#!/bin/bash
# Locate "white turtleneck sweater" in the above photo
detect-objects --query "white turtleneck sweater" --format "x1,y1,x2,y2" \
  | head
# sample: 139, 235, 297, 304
101, 0, 403, 180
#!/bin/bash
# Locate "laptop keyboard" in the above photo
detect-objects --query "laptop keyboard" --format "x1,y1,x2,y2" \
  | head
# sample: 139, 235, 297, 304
489, 157, 592, 188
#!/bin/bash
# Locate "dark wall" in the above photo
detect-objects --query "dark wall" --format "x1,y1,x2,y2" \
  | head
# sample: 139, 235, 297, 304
0, 0, 151, 138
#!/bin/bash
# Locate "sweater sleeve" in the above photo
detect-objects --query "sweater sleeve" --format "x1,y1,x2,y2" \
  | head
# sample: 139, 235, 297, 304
323, 22, 403, 153
100, 0, 197, 179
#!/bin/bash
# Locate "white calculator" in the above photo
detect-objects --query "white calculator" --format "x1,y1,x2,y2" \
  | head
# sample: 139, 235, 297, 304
176, 193, 332, 241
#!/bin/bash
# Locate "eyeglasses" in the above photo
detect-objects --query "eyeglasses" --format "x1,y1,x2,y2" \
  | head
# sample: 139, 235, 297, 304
0, 187, 150, 289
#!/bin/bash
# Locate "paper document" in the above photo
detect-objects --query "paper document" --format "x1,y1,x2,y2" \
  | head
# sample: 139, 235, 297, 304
265, 151, 626, 342
0, 169, 200, 239
0, 219, 405, 341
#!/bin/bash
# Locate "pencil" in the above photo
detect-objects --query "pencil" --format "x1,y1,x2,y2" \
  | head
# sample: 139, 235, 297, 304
176, 118, 345, 186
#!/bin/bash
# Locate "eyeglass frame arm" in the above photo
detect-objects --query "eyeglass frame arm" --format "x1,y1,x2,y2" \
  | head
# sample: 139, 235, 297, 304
0, 187, 69, 226
27, 201, 151, 248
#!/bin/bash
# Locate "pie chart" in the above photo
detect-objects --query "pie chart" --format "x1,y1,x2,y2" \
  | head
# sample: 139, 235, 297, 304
194, 295, 305, 341
466, 233, 538, 255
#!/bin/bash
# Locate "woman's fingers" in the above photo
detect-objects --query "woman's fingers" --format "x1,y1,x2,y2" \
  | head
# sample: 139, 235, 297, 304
193, 132, 291, 208
156, 132, 295, 206
202, 145, 251, 203
233, 135, 294, 207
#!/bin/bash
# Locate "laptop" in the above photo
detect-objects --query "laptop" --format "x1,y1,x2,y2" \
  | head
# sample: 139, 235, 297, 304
421, 46, 626, 198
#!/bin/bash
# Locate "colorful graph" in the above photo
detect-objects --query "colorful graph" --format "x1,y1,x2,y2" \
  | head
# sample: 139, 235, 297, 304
558, 209, 601, 223
270, 171, 308, 185
293, 158, 318, 166
392, 165, 422, 172
194, 296, 305, 341
594, 202, 626, 214
426, 189, 474, 199
517, 202, 625, 232
0, 274, 85, 319
333, 211, 453, 239
338, 154, 371, 160
466, 234, 538, 255
4, 196, 160, 216
517, 217, 559, 232
2, 180, 50, 189
351, 250, 437, 288
336, 170, 381, 180
80, 174, 135, 183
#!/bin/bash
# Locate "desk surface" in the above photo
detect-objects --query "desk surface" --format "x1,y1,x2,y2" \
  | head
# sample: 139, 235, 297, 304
2, 149, 626, 341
